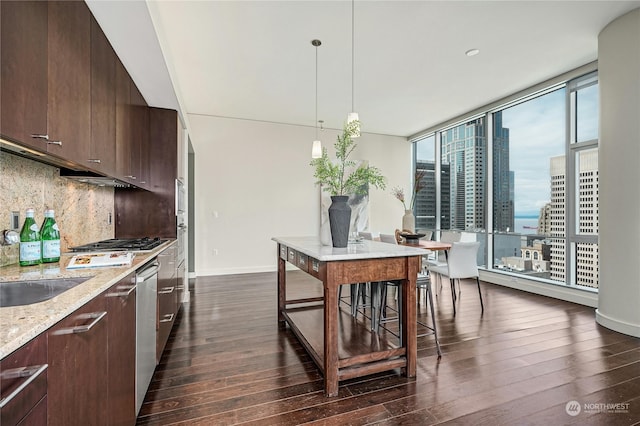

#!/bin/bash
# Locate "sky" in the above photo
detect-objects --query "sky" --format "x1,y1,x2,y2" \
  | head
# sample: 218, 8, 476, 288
416, 83, 599, 218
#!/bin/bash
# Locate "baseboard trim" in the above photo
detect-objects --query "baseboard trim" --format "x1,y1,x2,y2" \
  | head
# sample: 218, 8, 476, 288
596, 309, 640, 338
479, 270, 598, 308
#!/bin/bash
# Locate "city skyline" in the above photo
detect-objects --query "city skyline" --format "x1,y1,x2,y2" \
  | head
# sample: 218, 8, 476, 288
416, 86, 598, 218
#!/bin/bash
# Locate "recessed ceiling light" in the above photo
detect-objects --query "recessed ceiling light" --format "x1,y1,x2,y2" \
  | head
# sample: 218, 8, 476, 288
465, 48, 480, 57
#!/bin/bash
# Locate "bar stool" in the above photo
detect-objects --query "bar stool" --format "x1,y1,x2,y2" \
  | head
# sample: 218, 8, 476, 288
374, 233, 441, 357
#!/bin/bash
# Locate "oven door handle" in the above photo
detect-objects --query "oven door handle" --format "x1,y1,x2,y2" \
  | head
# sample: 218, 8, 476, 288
137, 262, 159, 282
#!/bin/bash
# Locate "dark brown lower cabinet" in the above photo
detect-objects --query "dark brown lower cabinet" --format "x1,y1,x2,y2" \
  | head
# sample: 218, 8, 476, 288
156, 246, 177, 362
47, 295, 108, 426
156, 282, 177, 363
104, 273, 137, 426
0, 333, 48, 426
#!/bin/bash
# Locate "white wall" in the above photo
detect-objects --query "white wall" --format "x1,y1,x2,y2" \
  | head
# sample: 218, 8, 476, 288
189, 115, 411, 276
596, 7, 640, 337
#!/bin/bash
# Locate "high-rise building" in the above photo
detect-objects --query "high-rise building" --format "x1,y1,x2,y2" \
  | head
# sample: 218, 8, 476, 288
414, 161, 450, 231
538, 202, 552, 235
493, 113, 514, 232
439, 116, 512, 232
549, 152, 599, 288
440, 118, 486, 230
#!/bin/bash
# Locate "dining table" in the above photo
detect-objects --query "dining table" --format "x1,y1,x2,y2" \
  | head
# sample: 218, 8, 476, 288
399, 239, 452, 252
272, 236, 427, 397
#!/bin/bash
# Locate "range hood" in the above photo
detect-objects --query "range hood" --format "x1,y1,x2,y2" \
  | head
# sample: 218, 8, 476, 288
1, 137, 132, 188
59, 169, 132, 188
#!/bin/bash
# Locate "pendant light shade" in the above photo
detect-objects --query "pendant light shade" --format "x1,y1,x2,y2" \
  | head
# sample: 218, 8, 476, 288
311, 140, 322, 158
347, 0, 360, 138
311, 39, 323, 158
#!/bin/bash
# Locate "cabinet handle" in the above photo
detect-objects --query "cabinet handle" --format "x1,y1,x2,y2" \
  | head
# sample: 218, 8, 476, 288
159, 313, 174, 323
46, 140, 62, 146
125, 175, 137, 180
87, 159, 101, 164
30, 134, 49, 140
53, 311, 107, 335
105, 285, 136, 298
158, 286, 175, 294
0, 364, 48, 409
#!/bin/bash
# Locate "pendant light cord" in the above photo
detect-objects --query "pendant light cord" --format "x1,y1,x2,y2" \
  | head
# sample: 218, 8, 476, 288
351, 0, 355, 113
315, 42, 319, 140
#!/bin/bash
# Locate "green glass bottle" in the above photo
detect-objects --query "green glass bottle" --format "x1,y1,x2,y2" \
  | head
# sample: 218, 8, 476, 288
41, 209, 61, 263
19, 208, 41, 266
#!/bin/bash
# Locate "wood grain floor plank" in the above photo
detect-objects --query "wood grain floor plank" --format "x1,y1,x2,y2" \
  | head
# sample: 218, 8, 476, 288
136, 272, 640, 425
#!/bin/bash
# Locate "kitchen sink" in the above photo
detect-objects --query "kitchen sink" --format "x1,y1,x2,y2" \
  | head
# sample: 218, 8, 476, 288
0, 277, 92, 308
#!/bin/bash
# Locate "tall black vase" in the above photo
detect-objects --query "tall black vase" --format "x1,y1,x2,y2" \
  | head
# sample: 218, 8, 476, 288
328, 195, 351, 248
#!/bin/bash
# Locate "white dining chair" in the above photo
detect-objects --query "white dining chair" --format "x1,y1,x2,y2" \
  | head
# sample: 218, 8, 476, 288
428, 241, 483, 316
426, 230, 461, 289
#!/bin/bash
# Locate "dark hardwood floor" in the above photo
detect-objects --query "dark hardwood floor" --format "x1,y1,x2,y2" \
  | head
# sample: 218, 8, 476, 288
137, 271, 640, 425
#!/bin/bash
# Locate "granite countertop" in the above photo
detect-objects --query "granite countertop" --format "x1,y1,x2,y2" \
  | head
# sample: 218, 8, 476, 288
271, 236, 427, 261
0, 240, 176, 359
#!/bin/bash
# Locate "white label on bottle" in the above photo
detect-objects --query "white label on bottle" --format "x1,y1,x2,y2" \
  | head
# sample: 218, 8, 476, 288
29, 223, 39, 232
20, 241, 41, 261
52, 223, 59, 231
43, 240, 60, 258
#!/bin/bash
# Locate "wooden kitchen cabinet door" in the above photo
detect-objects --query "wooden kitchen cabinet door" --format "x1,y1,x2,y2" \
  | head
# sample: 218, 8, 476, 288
130, 81, 150, 189
90, 15, 117, 176
104, 273, 137, 426
156, 246, 177, 361
115, 58, 134, 183
47, 295, 108, 426
46, 0, 91, 164
0, 0, 49, 149
0, 333, 48, 426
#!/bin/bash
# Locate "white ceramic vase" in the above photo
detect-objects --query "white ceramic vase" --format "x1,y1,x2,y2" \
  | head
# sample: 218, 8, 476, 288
402, 209, 415, 233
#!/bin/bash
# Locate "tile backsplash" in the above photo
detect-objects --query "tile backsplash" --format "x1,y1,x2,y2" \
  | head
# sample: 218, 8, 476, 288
0, 151, 114, 266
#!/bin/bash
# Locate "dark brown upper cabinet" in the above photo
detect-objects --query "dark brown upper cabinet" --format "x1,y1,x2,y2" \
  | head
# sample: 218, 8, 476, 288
130, 82, 150, 189
0, 0, 49, 149
115, 58, 134, 183
46, 0, 92, 165
89, 16, 117, 177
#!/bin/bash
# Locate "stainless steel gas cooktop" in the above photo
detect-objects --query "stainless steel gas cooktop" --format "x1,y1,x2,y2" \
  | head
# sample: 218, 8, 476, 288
69, 237, 166, 253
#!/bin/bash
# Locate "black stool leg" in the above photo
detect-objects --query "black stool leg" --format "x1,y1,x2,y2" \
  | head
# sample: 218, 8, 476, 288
426, 279, 442, 358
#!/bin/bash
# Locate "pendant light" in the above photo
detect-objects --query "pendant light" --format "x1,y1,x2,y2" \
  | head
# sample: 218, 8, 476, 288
311, 39, 323, 158
347, 0, 360, 137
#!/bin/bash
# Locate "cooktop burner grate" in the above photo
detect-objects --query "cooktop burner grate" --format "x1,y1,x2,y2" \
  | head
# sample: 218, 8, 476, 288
69, 237, 166, 252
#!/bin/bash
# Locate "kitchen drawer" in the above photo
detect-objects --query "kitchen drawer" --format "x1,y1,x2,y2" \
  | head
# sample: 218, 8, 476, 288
287, 247, 296, 264
296, 252, 309, 273
279, 244, 287, 260
1, 333, 47, 426
308, 257, 325, 280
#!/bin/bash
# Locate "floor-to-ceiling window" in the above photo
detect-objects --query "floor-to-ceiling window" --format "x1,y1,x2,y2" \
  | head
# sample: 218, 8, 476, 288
414, 135, 436, 231
567, 72, 599, 289
492, 88, 566, 282
412, 70, 599, 291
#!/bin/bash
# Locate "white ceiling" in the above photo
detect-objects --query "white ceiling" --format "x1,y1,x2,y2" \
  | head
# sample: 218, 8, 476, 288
88, 1, 640, 138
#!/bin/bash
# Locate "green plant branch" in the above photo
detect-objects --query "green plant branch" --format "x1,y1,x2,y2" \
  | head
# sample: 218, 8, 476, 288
311, 121, 386, 196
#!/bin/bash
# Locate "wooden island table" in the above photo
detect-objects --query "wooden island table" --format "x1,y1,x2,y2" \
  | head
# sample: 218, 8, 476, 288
272, 236, 427, 397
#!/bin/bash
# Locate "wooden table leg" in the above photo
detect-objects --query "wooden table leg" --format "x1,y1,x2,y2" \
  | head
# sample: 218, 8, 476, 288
402, 256, 418, 377
277, 247, 286, 328
324, 266, 339, 397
